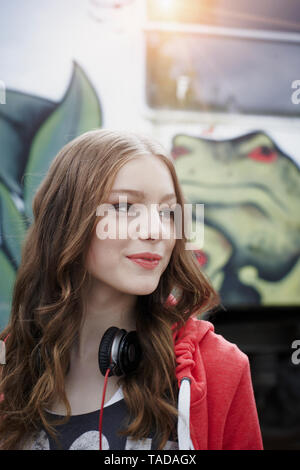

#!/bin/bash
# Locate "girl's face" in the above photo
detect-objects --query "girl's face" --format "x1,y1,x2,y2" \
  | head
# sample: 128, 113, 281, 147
86, 155, 177, 296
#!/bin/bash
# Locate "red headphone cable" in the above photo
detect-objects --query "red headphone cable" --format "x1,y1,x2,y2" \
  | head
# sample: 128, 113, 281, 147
99, 366, 112, 450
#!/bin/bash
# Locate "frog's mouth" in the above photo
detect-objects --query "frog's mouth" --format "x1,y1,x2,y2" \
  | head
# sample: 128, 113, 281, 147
179, 178, 286, 217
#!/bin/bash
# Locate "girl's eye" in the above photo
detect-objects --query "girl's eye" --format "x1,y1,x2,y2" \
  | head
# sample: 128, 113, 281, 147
112, 203, 134, 214
159, 208, 175, 219
112, 203, 175, 219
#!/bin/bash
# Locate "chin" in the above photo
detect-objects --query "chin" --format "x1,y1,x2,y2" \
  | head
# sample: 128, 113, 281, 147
127, 281, 159, 296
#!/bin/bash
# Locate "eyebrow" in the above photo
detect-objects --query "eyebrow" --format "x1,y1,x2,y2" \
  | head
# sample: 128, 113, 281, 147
110, 189, 177, 202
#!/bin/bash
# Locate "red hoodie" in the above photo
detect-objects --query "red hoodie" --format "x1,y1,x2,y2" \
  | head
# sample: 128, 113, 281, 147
173, 315, 264, 450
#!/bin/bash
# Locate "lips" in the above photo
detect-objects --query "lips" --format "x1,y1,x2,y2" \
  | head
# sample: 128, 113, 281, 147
127, 252, 162, 261
126, 253, 162, 270
127, 258, 160, 270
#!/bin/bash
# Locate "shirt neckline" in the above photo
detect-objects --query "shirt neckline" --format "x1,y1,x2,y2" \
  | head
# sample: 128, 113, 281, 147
45, 385, 124, 417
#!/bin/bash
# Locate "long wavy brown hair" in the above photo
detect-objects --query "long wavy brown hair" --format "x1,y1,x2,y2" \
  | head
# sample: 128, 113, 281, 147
0, 129, 220, 450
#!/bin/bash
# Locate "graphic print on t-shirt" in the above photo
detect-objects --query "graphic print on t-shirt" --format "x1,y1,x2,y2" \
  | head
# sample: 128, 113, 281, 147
24, 388, 178, 450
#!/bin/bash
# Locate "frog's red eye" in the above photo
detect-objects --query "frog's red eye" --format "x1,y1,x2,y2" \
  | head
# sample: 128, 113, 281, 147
171, 145, 190, 160
248, 146, 277, 163
194, 250, 208, 266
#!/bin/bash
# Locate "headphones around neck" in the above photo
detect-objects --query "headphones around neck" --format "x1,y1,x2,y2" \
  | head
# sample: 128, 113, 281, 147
98, 327, 142, 377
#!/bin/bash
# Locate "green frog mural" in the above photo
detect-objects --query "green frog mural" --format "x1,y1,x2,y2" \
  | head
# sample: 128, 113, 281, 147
172, 131, 300, 307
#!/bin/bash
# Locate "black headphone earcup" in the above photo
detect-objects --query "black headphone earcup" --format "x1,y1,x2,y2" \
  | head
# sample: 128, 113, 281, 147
119, 331, 142, 375
98, 326, 120, 377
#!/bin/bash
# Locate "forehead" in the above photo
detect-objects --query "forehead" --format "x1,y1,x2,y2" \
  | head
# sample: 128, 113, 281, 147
110, 156, 176, 200
109, 188, 177, 203
115, 154, 170, 176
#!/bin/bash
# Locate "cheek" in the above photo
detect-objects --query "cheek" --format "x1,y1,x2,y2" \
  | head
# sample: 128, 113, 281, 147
162, 236, 176, 267
86, 236, 121, 275
168, 224, 177, 249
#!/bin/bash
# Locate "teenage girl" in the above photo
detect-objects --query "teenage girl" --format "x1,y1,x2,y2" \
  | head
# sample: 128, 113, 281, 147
0, 129, 263, 450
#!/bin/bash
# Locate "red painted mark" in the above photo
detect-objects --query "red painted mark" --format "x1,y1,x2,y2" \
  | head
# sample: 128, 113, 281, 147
171, 146, 190, 160
202, 124, 215, 135
194, 250, 208, 266
165, 293, 178, 307
248, 146, 277, 163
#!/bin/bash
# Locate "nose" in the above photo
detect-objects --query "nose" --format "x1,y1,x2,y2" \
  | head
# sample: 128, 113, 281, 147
136, 204, 170, 240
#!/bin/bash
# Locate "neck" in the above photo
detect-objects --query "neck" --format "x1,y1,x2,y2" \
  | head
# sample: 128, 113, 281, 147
73, 278, 138, 363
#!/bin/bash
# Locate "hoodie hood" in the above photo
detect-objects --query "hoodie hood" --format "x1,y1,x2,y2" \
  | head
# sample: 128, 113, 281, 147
172, 316, 214, 450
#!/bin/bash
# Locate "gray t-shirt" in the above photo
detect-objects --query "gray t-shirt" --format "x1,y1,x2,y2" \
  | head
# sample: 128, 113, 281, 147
23, 387, 179, 450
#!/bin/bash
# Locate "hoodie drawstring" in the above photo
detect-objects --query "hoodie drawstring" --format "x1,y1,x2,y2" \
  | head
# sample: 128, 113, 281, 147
177, 377, 194, 450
